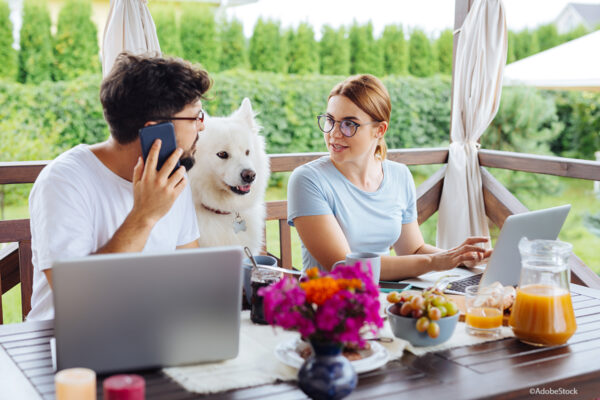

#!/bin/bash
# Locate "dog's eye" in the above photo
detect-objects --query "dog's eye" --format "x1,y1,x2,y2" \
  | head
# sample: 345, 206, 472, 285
246, 150, 250, 156
217, 151, 229, 159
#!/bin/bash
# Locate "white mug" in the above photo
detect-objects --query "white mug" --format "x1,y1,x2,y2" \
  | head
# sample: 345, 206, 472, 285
332, 252, 381, 284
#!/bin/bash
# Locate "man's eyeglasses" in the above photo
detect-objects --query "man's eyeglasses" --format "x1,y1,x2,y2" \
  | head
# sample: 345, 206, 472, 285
317, 114, 380, 138
156, 109, 205, 124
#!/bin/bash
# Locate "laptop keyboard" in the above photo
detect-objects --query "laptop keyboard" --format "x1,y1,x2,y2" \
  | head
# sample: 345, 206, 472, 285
446, 274, 483, 293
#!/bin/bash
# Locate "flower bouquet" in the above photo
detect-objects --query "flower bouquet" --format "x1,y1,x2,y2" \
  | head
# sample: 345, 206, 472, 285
258, 263, 384, 400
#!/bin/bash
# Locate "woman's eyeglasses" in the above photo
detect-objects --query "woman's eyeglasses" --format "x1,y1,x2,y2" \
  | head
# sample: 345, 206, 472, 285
317, 114, 380, 138
156, 109, 205, 125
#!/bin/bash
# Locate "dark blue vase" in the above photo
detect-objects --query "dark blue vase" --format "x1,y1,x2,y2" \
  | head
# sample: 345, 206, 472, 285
298, 341, 357, 400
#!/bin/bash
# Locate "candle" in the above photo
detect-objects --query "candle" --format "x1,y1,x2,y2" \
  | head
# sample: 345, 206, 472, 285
55, 368, 96, 400
103, 374, 145, 400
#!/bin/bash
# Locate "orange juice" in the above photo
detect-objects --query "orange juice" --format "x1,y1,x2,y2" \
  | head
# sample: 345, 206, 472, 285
509, 284, 576, 346
466, 307, 503, 329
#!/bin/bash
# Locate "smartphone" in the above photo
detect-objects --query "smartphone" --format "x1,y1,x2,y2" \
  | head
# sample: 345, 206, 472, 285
139, 122, 181, 172
378, 281, 412, 293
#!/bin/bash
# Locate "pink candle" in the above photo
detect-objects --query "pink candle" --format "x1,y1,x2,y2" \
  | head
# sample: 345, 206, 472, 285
55, 368, 96, 400
103, 374, 145, 400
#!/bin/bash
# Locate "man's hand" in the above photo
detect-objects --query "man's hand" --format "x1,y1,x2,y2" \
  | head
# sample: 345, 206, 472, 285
131, 139, 187, 226
429, 237, 491, 271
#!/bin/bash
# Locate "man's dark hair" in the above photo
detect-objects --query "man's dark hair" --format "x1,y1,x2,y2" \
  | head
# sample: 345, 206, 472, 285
100, 52, 212, 144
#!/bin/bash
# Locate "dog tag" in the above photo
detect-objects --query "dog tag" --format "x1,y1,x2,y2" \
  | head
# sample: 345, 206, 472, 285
233, 213, 247, 233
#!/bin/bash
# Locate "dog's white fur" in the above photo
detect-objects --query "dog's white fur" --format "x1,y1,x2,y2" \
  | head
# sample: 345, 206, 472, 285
188, 98, 270, 254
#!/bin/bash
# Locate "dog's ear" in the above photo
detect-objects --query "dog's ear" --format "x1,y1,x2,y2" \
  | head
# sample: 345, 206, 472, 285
234, 97, 255, 127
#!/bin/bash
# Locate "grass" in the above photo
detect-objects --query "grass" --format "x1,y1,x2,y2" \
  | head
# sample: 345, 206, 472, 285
2, 172, 599, 324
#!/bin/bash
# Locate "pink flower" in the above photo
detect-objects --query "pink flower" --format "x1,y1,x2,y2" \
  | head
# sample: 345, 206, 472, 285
259, 263, 382, 346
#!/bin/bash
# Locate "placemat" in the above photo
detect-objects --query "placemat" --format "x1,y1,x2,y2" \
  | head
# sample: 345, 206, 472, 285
163, 311, 406, 394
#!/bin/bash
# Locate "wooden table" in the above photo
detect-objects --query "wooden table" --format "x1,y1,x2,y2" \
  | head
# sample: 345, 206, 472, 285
2, 284, 600, 400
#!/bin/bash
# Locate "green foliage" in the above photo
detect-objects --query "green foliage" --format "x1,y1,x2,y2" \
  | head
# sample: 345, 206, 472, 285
536, 23, 560, 52
512, 29, 540, 60
435, 29, 453, 75
53, 0, 99, 81
560, 24, 588, 42
584, 212, 600, 238
18, 0, 53, 83
288, 22, 319, 74
219, 17, 247, 71
408, 29, 435, 77
249, 18, 286, 73
151, 4, 182, 57
180, 5, 221, 72
507, 31, 516, 64
0, 75, 108, 155
349, 21, 383, 76
551, 91, 600, 160
0, 1, 16, 80
482, 87, 564, 202
380, 24, 408, 76
319, 25, 349, 76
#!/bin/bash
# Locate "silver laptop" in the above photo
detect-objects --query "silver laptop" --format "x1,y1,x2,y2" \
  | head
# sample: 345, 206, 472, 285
402, 205, 571, 294
53, 246, 243, 373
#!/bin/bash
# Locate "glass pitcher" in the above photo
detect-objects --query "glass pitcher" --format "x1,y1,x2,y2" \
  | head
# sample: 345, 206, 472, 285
509, 238, 577, 346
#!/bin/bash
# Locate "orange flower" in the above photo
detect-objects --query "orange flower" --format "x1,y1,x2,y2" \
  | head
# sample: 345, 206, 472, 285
338, 278, 363, 291
306, 267, 320, 279
301, 277, 341, 305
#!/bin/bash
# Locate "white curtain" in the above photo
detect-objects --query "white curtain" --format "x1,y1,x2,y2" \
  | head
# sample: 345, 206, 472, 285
101, 0, 161, 77
436, 0, 507, 249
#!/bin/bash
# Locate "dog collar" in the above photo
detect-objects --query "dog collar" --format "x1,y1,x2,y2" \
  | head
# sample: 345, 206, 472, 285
201, 203, 231, 215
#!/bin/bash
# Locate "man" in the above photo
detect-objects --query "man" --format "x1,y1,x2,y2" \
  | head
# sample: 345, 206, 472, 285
27, 53, 212, 321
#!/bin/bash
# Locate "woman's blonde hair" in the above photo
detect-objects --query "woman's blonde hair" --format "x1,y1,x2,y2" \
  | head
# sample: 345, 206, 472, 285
328, 74, 391, 159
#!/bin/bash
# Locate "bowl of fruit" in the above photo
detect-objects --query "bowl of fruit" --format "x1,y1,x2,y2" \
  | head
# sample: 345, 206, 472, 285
386, 289, 459, 347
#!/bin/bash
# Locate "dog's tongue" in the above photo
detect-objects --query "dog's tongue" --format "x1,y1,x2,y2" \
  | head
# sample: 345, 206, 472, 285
237, 185, 251, 193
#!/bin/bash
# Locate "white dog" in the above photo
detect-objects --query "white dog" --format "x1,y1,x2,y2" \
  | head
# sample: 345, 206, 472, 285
188, 98, 270, 255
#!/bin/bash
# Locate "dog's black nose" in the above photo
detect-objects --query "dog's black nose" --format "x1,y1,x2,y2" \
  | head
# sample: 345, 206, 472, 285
241, 169, 256, 183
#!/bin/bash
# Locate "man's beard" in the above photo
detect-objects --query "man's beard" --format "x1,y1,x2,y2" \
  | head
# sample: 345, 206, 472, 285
179, 135, 198, 171
180, 155, 195, 171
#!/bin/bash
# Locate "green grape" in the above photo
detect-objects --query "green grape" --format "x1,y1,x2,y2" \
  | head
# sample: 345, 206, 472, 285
444, 301, 459, 316
432, 296, 445, 307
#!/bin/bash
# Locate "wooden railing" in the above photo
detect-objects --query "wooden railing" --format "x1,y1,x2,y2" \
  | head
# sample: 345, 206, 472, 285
1, 148, 600, 323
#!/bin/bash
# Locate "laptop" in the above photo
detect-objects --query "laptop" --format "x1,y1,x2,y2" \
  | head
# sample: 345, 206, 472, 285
53, 246, 243, 373
401, 205, 571, 294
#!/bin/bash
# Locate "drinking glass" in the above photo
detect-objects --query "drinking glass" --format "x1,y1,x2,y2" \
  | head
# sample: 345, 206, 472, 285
465, 284, 503, 337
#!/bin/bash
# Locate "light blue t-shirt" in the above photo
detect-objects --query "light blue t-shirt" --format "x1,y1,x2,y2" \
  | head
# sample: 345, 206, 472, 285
287, 156, 417, 271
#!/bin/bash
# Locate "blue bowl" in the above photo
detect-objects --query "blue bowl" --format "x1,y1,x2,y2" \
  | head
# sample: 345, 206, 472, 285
242, 255, 277, 304
386, 304, 459, 347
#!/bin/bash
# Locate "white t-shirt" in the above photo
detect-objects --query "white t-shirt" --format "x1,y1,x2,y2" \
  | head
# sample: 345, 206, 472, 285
27, 144, 200, 321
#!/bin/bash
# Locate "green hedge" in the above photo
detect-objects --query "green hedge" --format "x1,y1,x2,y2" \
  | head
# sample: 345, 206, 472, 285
18, 0, 53, 84
53, 0, 99, 81
0, 71, 597, 177
0, 0, 17, 80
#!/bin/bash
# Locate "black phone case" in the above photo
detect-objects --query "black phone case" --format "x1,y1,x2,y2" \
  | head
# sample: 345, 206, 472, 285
139, 122, 181, 172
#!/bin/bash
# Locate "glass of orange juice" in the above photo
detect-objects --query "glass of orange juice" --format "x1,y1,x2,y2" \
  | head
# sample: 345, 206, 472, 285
465, 285, 503, 337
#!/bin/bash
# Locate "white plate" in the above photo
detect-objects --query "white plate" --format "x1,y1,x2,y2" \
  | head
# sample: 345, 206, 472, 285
274, 338, 389, 374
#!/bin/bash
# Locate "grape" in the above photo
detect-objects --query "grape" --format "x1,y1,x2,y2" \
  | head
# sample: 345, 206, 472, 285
411, 308, 424, 319
444, 302, 459, 316
428, 307, 442, 321
386, 291, 402, 303
439, 305, 448, 318
415, 316, 430, 332
410, 295, 424, 310
400, 302, 412, 316
432, 296, 445, 307
427, 322, 440, 338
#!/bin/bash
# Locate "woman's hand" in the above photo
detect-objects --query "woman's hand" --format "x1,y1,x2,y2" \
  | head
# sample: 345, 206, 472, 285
429, 237, 492, 271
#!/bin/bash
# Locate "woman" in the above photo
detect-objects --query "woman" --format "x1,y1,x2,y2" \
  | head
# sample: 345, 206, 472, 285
287, 74, 491, 280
